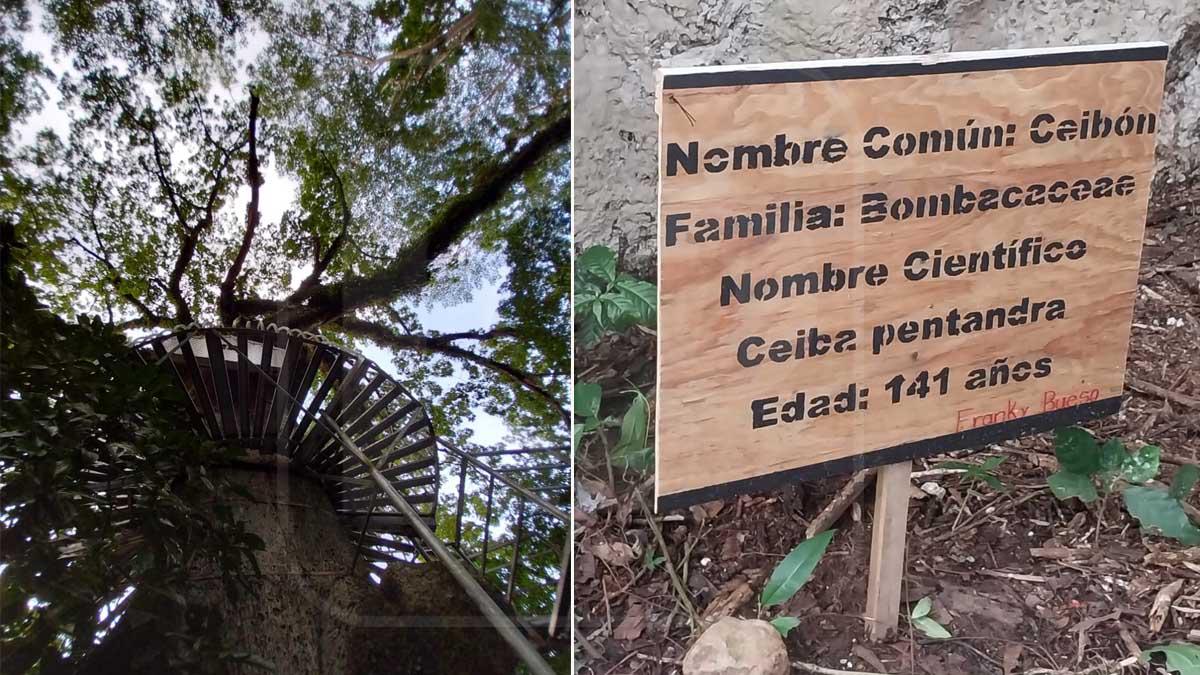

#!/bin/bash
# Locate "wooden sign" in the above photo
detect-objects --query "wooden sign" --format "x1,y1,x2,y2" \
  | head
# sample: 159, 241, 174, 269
655, 44, 1168, 510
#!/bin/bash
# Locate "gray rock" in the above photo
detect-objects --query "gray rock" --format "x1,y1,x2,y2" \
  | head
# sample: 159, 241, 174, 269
574, 0, 1200, 273
681, 617, 790, 675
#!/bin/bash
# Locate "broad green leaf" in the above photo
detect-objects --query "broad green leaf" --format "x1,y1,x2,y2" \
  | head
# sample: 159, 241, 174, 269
1122, 444, 1161, 484
1047, 470, 1098, 503
573, 424, 583, 447
611, 393, 652, 471
1099, 438, 1126, 471
912, 616, 951, 639
769, 616, 801, 637
598, 291, 635, 327
576, 315, 604, 347
1123, 486, 1200, 545
573, 382, 602, 419
910, 596, 932, 619
614, 277, 656, 327
761, 529, 835, 607
612, 446, 653, 472
576, 245, 616, 285
1054, 427, 1101, 475
1142, 643, 1200, 675
1171, 465, 1200, 501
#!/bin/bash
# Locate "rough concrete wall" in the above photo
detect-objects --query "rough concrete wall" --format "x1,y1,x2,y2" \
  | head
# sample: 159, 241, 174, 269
85, 464, 516, 675
574, 0, 1200, 273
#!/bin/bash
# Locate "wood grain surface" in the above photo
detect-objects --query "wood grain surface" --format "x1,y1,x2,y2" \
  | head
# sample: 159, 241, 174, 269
655, 48, 1167, 507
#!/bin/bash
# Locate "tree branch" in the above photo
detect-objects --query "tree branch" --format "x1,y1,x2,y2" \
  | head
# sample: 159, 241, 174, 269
338, 7, 480, 69
69, 237, 160, 325
167, 138, 239, 324
143, 118, 191, 231
435, 327, 519, 342
244, 111, 568, 328
335, 317, 568, 425
219, 92, 262, 325
288, 157, 351, 302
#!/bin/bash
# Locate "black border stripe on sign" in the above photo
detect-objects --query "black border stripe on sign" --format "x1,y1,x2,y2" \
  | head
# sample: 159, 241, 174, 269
661, 45, 1168, 90
656, 396, 1122, 512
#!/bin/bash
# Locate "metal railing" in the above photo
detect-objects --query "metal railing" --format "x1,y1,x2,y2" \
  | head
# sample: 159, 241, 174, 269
439, 440, 570, 646
130, 326, 569, 673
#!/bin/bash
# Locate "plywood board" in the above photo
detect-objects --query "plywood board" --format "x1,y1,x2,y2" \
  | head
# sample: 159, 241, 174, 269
655, 43, 1168, 510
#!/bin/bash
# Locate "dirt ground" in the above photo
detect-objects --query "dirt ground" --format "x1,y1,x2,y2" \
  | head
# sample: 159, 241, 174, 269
574, 183, 1200, 675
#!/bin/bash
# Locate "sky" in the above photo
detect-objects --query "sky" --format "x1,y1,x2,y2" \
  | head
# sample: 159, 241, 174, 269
19, 7, 514, 447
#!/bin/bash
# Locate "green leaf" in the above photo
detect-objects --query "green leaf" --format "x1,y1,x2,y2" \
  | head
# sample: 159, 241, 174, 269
611, 393, 652, 472
1171, 465, 1200, 501
932, 460, 973, 471
769, 616, 801, 638
613, 277, 656, 328
573, 382, 602, 419
1047, 470, 1099, 503
1142, 643, 1200, 675
1054, 427, 1101, 475
612, 446, 653, 472
980, 456, 1006, 471
761, 529, 835, 607
577, 245, 616, 286
1123, 486, 1200, 545
910, 596, 932, 619
613, 393, 648, 453
576, 314, 604, 347
979, 474, 1004, 492
1122, 444, 1161, 484
1099, 438, 1126, 471
912, 616, 951, 639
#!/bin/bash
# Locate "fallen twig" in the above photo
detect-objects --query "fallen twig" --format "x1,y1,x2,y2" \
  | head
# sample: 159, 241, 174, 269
574, 624, 603, 660
1022, 654, 1138, 674
1128, 376, 1200, 410
806, 467, 876, 538
929, 490, 1044, 544
1149, 578, 1183, 633
978, 569, 1047, 583
793, 660, 893, 675
634, 487, 701, 630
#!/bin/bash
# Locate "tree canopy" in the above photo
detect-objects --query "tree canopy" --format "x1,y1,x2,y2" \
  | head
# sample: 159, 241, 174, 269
5, 0, 570, 443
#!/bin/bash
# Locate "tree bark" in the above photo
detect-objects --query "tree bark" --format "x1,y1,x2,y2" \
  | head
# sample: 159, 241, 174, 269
81, 460, 518, 674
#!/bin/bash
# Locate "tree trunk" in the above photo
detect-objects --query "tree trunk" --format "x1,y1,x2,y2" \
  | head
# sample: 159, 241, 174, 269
82, 461, 518, 674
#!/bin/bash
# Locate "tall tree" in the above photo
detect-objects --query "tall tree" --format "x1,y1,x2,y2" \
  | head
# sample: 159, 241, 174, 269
9, 0, 570, 441
3, 0, 570, 671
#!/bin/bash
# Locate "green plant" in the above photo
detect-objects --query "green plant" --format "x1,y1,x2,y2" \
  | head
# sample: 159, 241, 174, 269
1142, 643, 1200, 675
611, 389, 652, 471
933, 456, 1006, 491
574, 245, 656, 347
1048, 427, 1200, 546
759, 530, 835, 637
572, 245, 657, 473
573, 383, 654, 473
1048, 428, 1160, 502
573, 382, 604, 446
1124, 464, 1200, 545
643, 547, 666, 571
908, 597, 951, 639
0, 257, 265, 672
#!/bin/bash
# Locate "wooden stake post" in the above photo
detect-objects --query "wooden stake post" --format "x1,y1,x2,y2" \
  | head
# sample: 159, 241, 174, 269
864, 460, 912, 640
